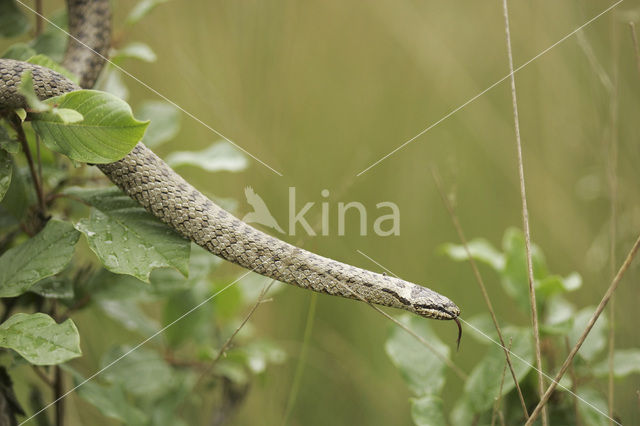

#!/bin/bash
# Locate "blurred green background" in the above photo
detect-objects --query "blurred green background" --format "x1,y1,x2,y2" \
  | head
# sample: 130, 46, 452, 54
5, 0, 640, 424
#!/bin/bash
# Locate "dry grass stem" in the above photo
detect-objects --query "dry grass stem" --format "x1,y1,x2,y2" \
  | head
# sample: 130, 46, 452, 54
606, 21, 619, 425
526, 234, 640, 425
431, 169, 528, 416
501, 1, 546, 423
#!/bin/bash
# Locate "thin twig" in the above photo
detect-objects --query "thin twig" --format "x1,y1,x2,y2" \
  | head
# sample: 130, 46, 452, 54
193, 280, 276, 391
35, 133, 43, 195
213, 280, 275, 365
526, 234, 640, 425
501, 1, 546, 424
565, 337, 582, 426
491, 338, 512, 426
11, 116, 47, 217
607, 20, 619, 425
431, 169, 526, 414
629, 23, 640, 78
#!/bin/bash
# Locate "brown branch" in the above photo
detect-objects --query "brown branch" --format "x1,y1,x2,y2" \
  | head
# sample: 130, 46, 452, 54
11, 116, 47, 218
526, 234, 640, 425
432, 169, 526, 414
54, 366, 64, 426
501, 1, 546, 423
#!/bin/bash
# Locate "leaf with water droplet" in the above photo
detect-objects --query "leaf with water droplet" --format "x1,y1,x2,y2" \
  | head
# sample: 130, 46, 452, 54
0, 313, 81, 365
0, 219, 79, 297
67, 187, 190, 282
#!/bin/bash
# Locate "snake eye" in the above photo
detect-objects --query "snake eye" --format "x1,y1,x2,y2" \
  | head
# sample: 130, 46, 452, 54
413, 302, 460, 320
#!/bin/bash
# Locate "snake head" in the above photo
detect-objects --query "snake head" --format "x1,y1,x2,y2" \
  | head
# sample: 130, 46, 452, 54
409, 290, 462, 350
406, 282, 460, 320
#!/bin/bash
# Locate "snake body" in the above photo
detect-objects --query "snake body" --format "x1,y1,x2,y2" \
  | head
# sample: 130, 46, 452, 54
0, 0, 460, 323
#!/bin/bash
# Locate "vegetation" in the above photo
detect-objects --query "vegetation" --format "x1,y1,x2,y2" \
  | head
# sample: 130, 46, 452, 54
1, 0, 639, 425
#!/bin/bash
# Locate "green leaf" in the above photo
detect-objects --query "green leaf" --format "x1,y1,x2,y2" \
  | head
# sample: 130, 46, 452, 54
0, 219, 80, 297
464, 313, 497, 344
69, 369, 148, 425
238, 339, 287, 374
150, 243, 220, 295
593, 349, 640, 378
464, 326, 533, 412
147, 372, 195, 426
89, 268, 149, 301
99, 299, 161, 338
166, 140, 249, 172
568, 306, 608, 362
14, 108, 26, 121
213, 357, 250, 385
163, 281, 213, 348
18, 70, 49, 112
411, 395, 446, 426
0, 164, 33, 219
51, 108, 84, 124
236, 272, 284, 306
27, 54, 79, 84
68, 187, 190, 282
450, 397, 475, 426
2, 42, 36, 60
31, 90, 148, 163
0, 313, 81, 365
501, 228, 548, 309
0, 126, 20, 154
101, 346, 174, 399
536, 272, 582, 298
29, 10, 68, 62
97, 67, 129, 101
127, 0, 170, 25
440, 239, 505, 271
385, 314, 450, 396
114, 42, 157, 63
0, 149, 12, 202
29, 277, 74, 299
0, 0, 30, 38
136, 101, 181, 148
541, 296, 575, 335
19, 70, 81, 123
0, 205, 18, 236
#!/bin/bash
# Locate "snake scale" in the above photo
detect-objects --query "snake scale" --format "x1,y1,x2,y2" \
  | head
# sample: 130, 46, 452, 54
0, 0, 460, 330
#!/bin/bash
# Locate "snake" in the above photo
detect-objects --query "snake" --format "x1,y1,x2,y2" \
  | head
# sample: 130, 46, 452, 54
0, 0, 461, 336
